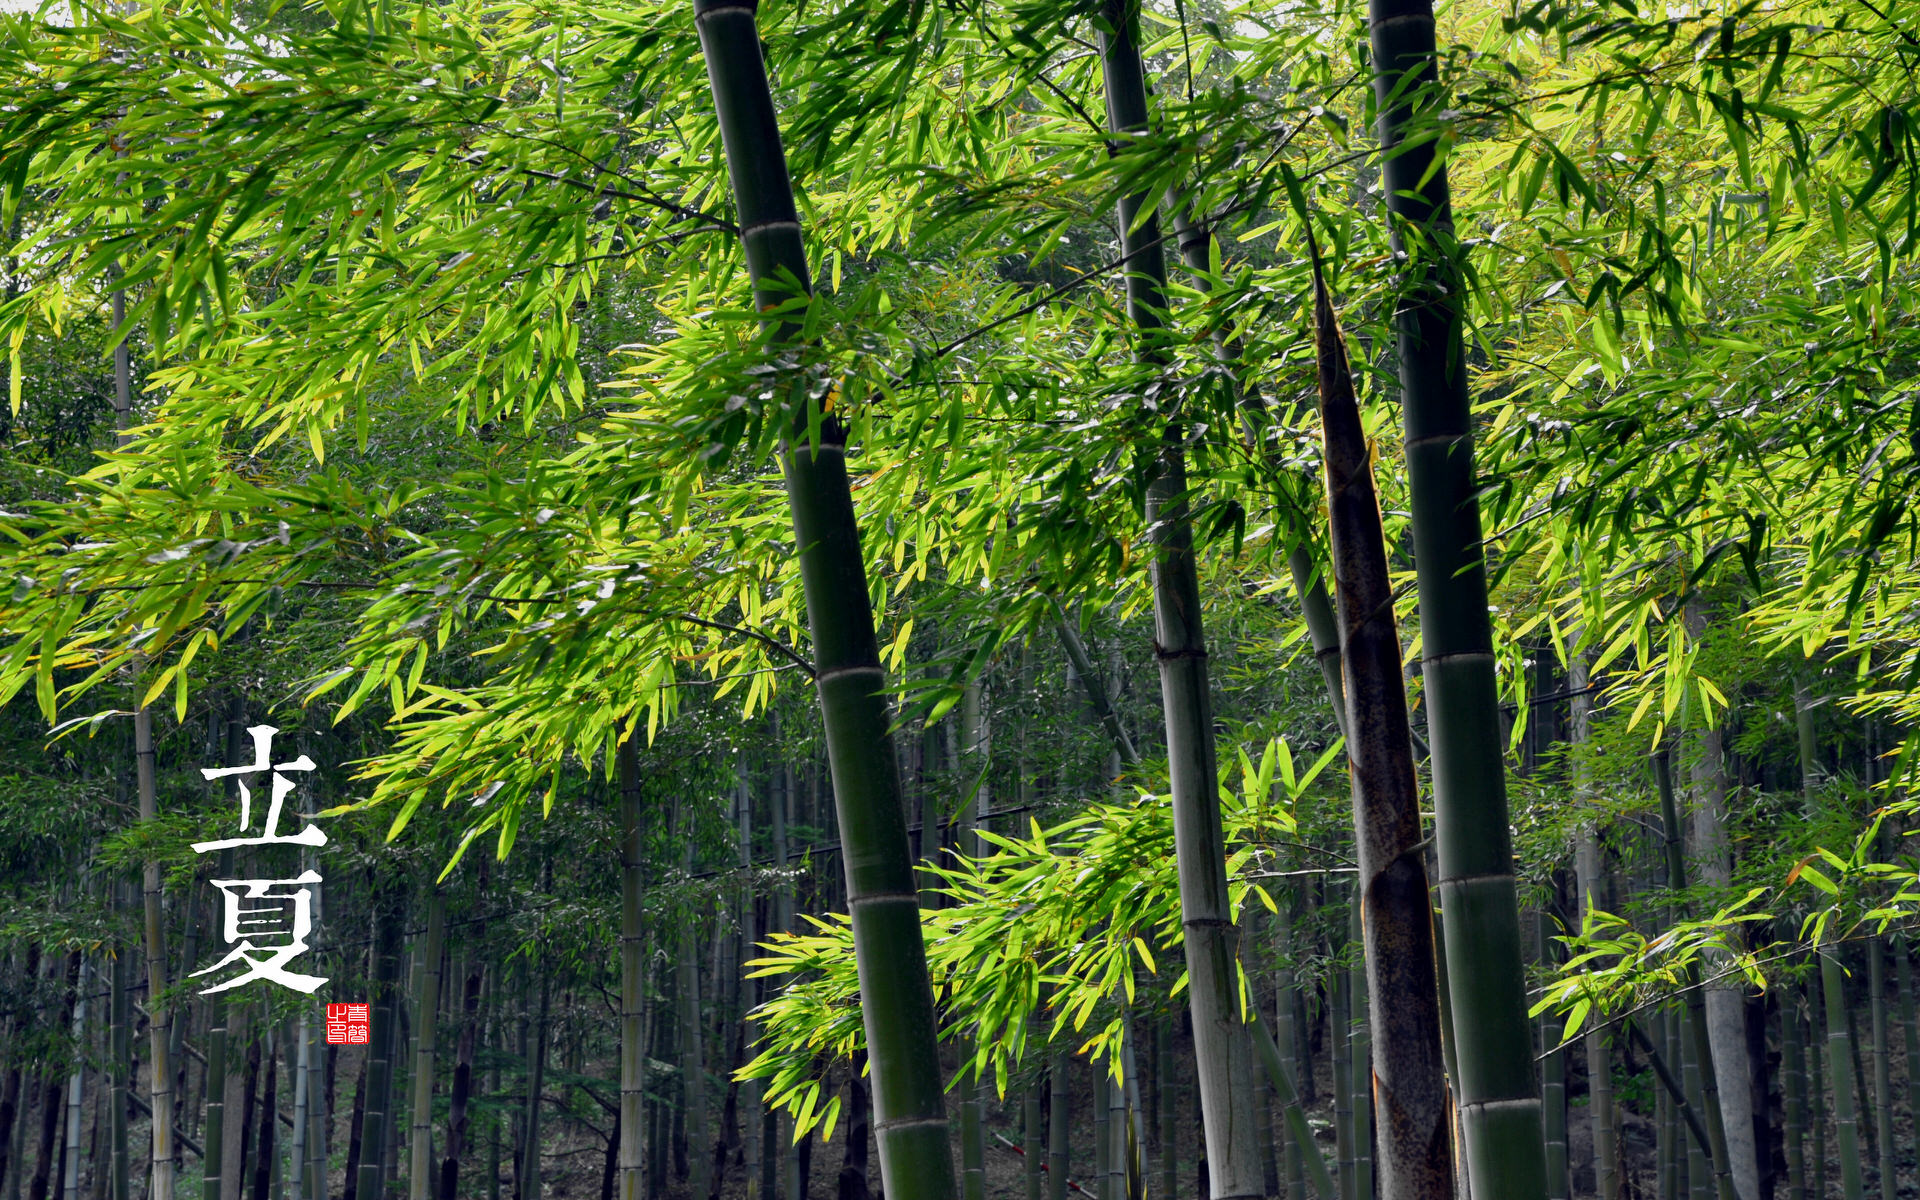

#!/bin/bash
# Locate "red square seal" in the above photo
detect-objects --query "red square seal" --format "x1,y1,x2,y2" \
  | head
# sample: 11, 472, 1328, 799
325, 1003, 371, 1045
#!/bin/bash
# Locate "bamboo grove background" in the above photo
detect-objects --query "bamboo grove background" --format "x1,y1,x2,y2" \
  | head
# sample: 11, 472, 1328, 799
2, 0, 1920, 1196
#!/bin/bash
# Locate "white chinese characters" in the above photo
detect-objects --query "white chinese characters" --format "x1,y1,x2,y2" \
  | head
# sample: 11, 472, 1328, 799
192, 725, 328, 995
191, 871, 328, 994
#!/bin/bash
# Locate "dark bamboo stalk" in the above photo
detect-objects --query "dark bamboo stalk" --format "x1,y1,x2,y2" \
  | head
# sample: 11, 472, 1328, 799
1309, 254, 1451, 1200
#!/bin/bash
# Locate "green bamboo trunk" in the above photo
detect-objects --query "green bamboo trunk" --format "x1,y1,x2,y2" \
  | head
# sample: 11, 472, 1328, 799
291, 1015, 309, 1200
406, 895, 444, 1200
520, 966, 550, 1200
59, 959, 87, 1200
690, 2, 956, 1192
1897, 938, 1920, 1152
1659, 1007, 1678, 1200
1156, 1020, 1177, 1200
1366, 0, 1544, 1186
674, 898, 708, 1200
1094, 4, 1264, 1192
1310, 264, 1451, 1200
1782, 992, 1805, 1200
1683, 1022, 1709, 1200
1022, 1074, 1042, 1200
1105, 1059, 1121, 1198
617, 738, 647, 1200
1818, 949, 1864, 1200
1334, 965, 1353, 1200
109, 280, 175, 1200
357, 896, 404, 1200
203, 934, 228, 1200
1348, 915, 1373, 1200
1570, 656, 1618, 1200
1276, 904, 1304, 1200
960, 1037, 985, 1200
1868, 940, 1893, 1200
1809, 986, 1827, 1200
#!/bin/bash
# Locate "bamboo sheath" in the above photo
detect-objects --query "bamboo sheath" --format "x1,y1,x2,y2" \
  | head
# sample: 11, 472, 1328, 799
1310, 261, 1452, 1200
1364, 0, 1544, 1189
690, 2, 956, 1196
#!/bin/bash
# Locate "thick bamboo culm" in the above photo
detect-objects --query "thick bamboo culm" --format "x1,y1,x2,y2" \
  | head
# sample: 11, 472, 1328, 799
1364, 0, 1546, 1185
688, 1, 957, 1193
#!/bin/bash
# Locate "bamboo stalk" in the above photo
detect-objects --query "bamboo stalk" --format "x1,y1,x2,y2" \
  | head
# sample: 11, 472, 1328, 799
1536, 913, 1568, 1200
1309, 255, 1451, 1200
406, 894, 444, 1200
1365, 0, 1545, 1182
689, 2, 956, 1191
1653, 751, 1739, 1200
1782, 991, 1805, 1200
1093, 5, 1265, 1192
1818, 948, 1864, 1200
616, 737, 647, 1200
1869, 938, 1894, 1200
1049, 1041, 1069, 1200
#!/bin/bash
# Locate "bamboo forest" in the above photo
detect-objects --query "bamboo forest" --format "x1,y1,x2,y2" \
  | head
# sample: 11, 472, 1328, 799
3, 0, 1920, 1196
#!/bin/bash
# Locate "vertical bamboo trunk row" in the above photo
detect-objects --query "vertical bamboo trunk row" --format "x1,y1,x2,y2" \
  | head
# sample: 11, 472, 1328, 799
1364, 0, 1544, 1184
690, 3, 955, 1193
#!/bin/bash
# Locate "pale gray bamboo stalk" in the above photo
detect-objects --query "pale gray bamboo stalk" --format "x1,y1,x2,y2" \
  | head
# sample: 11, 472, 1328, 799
1571, 652, 1617, 1200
